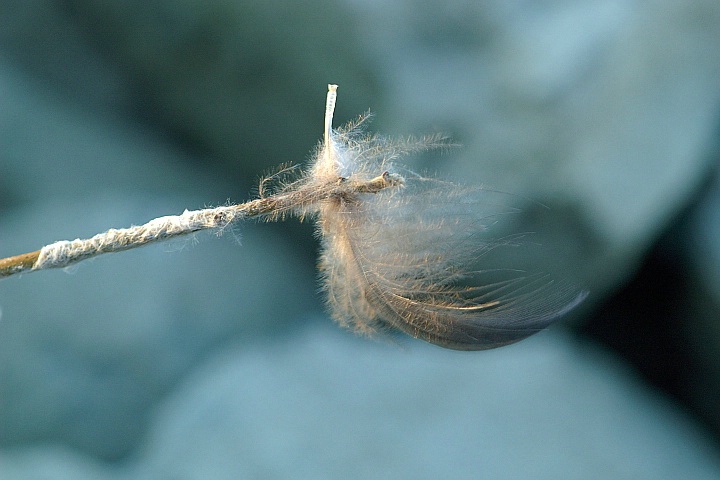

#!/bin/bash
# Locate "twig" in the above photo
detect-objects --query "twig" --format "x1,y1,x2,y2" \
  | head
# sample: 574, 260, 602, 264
0, 171, 402, 278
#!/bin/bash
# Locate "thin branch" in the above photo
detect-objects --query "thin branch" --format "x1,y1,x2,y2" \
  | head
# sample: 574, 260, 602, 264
0, 172, 402, 279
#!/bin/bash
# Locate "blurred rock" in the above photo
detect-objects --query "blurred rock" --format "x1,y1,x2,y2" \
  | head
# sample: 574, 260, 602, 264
0, 445, 121, 480
132, 326, 720, 480
687, 168, 720, 306
681, 167, 720, 434
62, 0, 381, 185
5, 327, 718, 479
0, 65, 317, 459
0, 62, 209, 207
348, 0, 720, 297
0, 196, 317, 459
0, 0, 719, 471
0, 0, 134, 116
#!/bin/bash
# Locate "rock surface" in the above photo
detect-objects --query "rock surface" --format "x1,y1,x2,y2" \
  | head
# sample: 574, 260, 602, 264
3, 327, 720, 479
